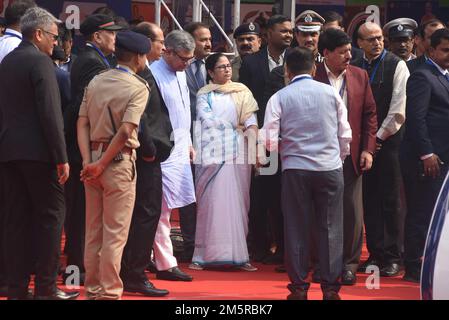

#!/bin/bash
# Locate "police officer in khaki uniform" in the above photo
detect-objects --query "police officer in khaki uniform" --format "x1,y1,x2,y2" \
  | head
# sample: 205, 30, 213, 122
77, 30, 150, 300
231, 22, 262, 82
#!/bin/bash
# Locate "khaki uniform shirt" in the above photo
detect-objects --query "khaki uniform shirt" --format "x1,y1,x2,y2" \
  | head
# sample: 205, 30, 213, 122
79, 65, 149, 149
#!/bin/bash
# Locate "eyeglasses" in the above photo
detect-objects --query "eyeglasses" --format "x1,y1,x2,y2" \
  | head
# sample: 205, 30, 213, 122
41, 29, 59, 41
215, 64, 232, 70
361, 35, 383, 43
173, 50, 194, 63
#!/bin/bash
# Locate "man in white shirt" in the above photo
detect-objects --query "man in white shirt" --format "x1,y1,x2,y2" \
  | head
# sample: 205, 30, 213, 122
0, 0, 35, 64
262, 47, 352, 300
149, 30, 196, 282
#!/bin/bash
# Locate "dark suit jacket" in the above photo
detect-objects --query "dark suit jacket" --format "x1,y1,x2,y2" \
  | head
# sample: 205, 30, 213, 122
0, 41, 67, 165
315, 63, 378, 175
406, 55, 426, 74
137, 66, 174, 163
55, 65, 71, 114
239, 47, 271, 127
185, 60, 205, 128
402, 63, 449, 163
65, 44, 110, 163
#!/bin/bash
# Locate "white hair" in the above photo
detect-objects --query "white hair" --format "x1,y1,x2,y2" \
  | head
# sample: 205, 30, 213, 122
165, 30, 195, 52
20, 6, 61, 40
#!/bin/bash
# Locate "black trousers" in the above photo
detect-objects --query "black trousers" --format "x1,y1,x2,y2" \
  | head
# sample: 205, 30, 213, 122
121, 160, 163, 282
282, 168, 343, 293
178, 202, 197, 261
401, 157, 448, 273
2, 161, 65, 297
248, 165, 283, 258
64, 162, 85, 273
0, 163, 6, 287
363, 141, 403, 265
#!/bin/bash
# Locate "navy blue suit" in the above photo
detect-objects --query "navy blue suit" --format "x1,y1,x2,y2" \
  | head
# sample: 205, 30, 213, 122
401, 62, 449, 275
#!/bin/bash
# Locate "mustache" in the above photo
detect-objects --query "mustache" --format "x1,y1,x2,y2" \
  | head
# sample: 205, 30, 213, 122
240, 44, 252, 51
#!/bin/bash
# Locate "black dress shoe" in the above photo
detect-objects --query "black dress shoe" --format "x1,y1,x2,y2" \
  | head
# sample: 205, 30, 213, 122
403, 270, 420, 283
156, 267, 193, 282
34, 288, 80, 300
7, 289, 34, 300
124, 279, 169, 297
287, 284, 307, 300
287, 290, 307, 300
323, 291, 341, 300
341, 270, 356, 285
380, 263, 401, 277
275, 265, 286, 273
357, 258, 382, 273
262, 252, 283, 265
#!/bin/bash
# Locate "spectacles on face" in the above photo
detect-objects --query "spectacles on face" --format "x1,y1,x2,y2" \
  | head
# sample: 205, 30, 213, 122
40, 29, 59, 41
214, 64, 232, 70
173, 50, 194, 63
361, 35, 383, 44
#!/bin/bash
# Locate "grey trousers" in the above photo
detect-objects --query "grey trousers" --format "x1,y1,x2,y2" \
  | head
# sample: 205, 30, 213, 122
282, 168, 344, 293
343, 158, 364, 273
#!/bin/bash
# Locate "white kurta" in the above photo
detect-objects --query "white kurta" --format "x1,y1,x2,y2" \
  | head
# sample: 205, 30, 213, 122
150, 58, 196, 209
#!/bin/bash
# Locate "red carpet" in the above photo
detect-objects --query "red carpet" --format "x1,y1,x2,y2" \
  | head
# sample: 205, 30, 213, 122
46, 261, 418, 300
0, 215, 420, 300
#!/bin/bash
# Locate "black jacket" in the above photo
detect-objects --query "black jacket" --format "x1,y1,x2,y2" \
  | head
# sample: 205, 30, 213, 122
406, 55, 426, 74
402, 62, 449, 163
64, 44, 110, 164
0, 41, 67, 164
239, 48, 271, 127
137, 66, 174, 163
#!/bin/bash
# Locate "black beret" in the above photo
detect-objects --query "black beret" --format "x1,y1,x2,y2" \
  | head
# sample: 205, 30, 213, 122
80, 14, 123, 36
116, 30, 151, 55
234, 22, 260, 39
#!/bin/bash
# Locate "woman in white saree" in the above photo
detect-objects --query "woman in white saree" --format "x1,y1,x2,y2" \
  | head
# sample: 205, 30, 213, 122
190, 53, 259, 271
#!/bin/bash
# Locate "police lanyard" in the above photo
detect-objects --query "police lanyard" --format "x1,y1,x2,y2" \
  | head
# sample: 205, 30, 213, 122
289, 75, 312, 85
364, 50, 387, 84
116, 65, 131, 74
3, 31, 22, 40
339, 77, 347, 98
425, 59, 449, 82
86, 42, 110, 67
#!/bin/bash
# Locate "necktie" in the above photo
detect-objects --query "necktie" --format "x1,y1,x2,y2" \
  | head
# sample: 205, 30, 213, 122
195, 59, 205, 88
445, 73, 449, 83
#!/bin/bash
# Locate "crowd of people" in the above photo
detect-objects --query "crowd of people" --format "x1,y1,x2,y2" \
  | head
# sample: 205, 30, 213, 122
0, 0, 448, 301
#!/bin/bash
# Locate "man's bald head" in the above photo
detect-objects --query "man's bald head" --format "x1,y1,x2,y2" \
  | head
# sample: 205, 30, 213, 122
357, 22, 384, 61
358, 22, 382, 39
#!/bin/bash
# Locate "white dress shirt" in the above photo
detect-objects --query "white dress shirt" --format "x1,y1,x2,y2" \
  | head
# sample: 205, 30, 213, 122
0, 28, 22, 64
